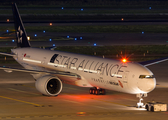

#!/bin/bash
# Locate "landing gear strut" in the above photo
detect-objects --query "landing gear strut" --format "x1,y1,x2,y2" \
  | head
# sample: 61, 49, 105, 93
136, 93, 147, 108
89, 87, 106, 95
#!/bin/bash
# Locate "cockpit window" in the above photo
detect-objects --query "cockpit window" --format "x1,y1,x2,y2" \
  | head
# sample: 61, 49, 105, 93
139, 75, 154, 79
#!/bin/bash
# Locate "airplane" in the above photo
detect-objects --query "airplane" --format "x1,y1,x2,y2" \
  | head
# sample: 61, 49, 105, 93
0, 3, 167, 107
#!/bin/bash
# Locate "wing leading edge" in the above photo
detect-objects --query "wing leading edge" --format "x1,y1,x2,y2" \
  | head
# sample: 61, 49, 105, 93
139, 57, 168, 67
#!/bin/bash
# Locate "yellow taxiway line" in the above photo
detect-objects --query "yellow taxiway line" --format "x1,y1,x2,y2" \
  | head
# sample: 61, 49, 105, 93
0, 95, 42, 107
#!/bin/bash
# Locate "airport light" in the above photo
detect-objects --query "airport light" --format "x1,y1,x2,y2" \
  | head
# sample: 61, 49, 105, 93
121, 18, 124, 21
77, 112, 86, 116
149, 7, 152, 9
49, 39, 52, 41
81, 8, 83, 11
142, 31, 144, 34
94, 43, 97, 46
67, 36, 69, 38
50, 23, 52, 26
80, 37, 82, 40
75, 38, 77, 40
62, 7, 64, 10
12, 39, 15, 42
43, 30, 45, 33
6, 30, 9, 33
27, 36, 30, 40
7, 19, 9, 22
34, 34, 37, 37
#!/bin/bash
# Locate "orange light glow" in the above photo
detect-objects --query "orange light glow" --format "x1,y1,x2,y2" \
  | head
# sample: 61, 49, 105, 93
121, 18, 124, 21
27, 36, 30, 40
122, 58, 127, 63
7, 19, 9, 22
50, 23, 52, 26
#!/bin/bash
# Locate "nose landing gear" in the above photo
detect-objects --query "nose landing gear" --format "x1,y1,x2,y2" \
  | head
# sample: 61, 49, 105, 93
89, 87, 106, 95
136, 93, 147, 108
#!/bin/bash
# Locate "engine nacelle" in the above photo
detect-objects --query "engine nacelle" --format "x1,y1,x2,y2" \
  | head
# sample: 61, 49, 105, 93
35, 75, 63, 96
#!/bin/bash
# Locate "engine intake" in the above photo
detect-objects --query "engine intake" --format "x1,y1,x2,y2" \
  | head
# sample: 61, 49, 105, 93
35, 75, 63, 96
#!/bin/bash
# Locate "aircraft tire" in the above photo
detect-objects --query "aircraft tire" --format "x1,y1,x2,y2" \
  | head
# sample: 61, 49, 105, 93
151, 106, 154, 112
95, 89, 100, 95
101, 89, 106, 95
89, 88, 93, 94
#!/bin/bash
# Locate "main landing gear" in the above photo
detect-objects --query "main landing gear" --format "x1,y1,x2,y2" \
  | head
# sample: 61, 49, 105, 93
89, 87, 106, 95
136, 93, 147, 108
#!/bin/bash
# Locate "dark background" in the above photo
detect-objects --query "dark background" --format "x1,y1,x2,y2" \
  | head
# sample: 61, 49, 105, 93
0, 0, 168, 8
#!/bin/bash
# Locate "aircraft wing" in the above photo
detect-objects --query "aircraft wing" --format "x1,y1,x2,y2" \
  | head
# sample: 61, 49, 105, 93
0, 66, 81, 79
139, 57, 168, 67
0, 52, 16, 57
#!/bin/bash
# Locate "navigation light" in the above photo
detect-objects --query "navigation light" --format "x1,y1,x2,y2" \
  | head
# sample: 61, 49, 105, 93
122, 58, 127, 63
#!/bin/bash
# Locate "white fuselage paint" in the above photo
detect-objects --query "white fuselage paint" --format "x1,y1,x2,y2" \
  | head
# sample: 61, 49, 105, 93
11, 48, 156, 94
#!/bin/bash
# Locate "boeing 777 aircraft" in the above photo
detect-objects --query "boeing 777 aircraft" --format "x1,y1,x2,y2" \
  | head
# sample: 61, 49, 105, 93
0, 3, 167, 107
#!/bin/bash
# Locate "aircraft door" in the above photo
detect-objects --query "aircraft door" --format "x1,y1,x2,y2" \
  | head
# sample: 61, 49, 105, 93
121, 71, 129, 88
123, 71, 129, 83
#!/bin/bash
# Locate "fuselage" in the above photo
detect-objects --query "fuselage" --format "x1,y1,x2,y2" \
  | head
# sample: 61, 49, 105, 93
11, 48, 156, 94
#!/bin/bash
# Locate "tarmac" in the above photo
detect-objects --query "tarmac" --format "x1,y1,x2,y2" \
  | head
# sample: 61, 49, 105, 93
0, 61, 168, 120
0, 22, 168, 119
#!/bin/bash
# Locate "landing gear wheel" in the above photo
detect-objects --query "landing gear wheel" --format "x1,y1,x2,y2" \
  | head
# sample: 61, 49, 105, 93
151, 106, 154, 112
89, 88, 105, 95
136, 93, 146, 108
89, 88, 93, 94
95, 89, 100, 95
101, 89, 106, 95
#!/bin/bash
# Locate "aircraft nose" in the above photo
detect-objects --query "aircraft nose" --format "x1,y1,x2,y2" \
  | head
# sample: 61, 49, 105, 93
138, 78, 156, 93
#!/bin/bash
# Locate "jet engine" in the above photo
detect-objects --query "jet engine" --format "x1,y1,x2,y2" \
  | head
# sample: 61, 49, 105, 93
35, 75, 63, 96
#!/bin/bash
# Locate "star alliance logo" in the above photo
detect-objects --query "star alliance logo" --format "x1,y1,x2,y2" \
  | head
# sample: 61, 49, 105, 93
17, 26, 23, 43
